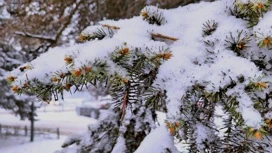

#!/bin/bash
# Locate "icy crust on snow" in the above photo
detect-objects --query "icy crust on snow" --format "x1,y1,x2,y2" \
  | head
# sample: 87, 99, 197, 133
10, 0, 271, 129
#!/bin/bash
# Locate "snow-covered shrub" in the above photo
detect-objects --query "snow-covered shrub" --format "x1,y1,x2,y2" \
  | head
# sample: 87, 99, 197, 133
8, 0, 272, 152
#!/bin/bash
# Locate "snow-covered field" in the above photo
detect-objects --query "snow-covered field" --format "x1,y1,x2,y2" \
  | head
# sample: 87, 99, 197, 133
0, 108, 96, 153
0, 107, 96, 135
0, 135, 65, 153
0, 109, 177, 153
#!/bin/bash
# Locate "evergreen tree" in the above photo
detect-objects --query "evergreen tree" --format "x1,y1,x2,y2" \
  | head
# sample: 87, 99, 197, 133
8, 0, 272, 152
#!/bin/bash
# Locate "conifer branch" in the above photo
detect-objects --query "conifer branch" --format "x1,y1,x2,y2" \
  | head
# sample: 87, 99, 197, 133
141, 6, 166, 26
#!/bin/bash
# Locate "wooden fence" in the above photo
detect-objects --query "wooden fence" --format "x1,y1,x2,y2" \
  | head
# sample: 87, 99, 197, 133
0, 124, 60, 139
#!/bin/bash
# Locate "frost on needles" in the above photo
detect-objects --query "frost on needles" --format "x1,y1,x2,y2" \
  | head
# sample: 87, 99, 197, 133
7, 0, 272, 152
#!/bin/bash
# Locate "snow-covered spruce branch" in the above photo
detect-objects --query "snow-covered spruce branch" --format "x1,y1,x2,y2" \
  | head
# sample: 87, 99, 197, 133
8, 0, 272, 152
78, 24, 178, 43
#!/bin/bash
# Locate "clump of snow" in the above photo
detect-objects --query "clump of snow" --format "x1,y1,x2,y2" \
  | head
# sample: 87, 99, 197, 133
226, 86, 262, 128
254, 11, 272, 39
62, 134, 82, 148
80, 25, 112, 39
195, 123, 213, 151
134, 126, 179, 153
111, 136, 126, 153
140, 6, 167, 25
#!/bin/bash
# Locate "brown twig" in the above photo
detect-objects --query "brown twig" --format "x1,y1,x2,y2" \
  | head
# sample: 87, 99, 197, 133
120, 91, 128, 121
56, 0, 83, 45
14, 31, 55, 42
101, 24, 120, 30
151, 33, 178, 41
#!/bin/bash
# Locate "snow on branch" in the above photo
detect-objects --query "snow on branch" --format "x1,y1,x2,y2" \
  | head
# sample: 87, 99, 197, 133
7, 0, 272, 152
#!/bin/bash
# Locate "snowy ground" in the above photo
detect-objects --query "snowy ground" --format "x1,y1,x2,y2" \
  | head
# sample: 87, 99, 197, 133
0, 135, 65, 153
0, 111, 96, 135
0, 108, 186, 153
0, 107, 96, 153
0, 104, 96, 135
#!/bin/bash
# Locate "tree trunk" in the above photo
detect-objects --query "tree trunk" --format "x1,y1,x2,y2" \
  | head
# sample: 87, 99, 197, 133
30, 101, 34, 142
